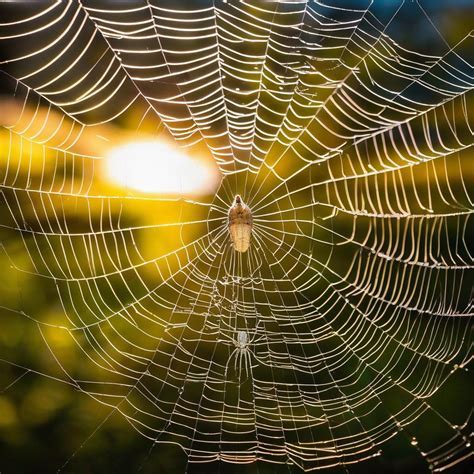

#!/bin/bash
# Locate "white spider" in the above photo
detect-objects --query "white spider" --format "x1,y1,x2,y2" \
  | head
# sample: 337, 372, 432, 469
219, 328, 263, 381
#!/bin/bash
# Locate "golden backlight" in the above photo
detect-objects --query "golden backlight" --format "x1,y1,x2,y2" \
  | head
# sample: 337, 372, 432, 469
105, 140, 218, 195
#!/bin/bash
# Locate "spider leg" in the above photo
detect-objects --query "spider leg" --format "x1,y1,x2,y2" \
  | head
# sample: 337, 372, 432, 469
234, 348, 240, 376
226, 347, 237, 379
239, 349, 245, 380
238, 350, 242, 381
246, 350, 254, 378
245, 349, 251, 379
241, 349, 246, 380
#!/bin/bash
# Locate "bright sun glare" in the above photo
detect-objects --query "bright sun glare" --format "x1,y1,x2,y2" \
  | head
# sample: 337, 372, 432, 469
105, 140, 218, 195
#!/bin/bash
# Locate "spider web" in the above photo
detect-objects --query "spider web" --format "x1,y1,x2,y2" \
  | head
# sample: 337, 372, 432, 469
0, 0, 473, 471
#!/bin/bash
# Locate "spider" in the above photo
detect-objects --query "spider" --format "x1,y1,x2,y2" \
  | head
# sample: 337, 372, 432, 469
228, 195, 253, 253
219, 326, 264, 381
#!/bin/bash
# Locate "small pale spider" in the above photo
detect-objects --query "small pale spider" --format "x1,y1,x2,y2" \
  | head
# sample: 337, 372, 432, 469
219, 326, 263, 381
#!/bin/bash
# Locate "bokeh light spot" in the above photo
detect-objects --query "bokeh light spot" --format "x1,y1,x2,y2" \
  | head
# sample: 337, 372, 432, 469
105, 140, 218, 195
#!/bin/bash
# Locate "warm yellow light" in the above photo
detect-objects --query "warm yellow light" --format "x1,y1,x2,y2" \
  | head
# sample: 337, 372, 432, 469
105, 140, 218, 195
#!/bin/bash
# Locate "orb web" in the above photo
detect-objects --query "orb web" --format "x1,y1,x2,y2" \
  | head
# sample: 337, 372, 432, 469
0, 1, 472, 472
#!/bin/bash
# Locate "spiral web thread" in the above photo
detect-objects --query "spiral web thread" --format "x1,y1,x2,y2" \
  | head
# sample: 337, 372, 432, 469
0, 1, 472, 471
